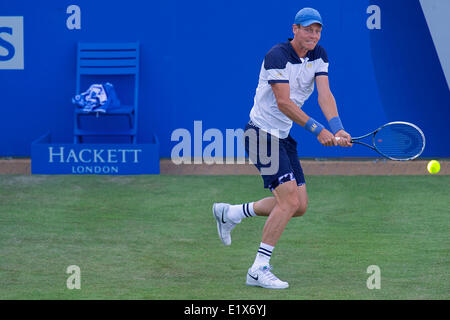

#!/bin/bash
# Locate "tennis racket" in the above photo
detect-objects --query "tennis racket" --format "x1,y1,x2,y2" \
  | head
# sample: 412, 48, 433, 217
336, 121, 425, 161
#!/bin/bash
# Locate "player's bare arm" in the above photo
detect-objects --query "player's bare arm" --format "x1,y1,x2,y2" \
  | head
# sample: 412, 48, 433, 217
315, 75, 352, 147
270, 82, 337, 147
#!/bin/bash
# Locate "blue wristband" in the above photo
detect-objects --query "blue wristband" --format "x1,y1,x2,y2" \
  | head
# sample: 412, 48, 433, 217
328, 116, 344, 135
304, 118, 324, 137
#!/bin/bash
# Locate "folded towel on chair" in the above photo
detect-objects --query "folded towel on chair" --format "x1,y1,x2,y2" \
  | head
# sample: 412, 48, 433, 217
72, 82, 121, 113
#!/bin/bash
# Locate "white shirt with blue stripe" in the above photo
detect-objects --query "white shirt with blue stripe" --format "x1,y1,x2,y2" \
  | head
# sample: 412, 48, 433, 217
250, 40, 329, 139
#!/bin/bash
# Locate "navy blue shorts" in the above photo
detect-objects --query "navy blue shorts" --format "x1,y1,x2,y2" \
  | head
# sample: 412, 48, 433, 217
244, 121, 305, 191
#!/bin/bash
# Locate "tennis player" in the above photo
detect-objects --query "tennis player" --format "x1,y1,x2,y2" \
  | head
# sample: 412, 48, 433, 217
213, 8, 352, 289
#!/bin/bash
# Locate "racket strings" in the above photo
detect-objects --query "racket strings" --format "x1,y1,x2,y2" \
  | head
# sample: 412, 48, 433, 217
374, 124, 424, 160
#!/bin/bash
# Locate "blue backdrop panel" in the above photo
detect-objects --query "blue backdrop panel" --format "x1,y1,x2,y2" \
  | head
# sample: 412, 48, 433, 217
0, 0, 448, 158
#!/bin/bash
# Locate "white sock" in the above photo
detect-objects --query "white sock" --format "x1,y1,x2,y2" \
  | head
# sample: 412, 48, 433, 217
227, 202, 256, 223
251, 242, 274, 270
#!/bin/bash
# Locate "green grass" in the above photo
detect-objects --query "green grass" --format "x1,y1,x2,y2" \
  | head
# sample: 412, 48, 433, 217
0, 174, 448, 299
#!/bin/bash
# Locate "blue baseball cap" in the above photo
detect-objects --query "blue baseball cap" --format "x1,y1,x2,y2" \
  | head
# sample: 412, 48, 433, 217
294, 8, 323, 27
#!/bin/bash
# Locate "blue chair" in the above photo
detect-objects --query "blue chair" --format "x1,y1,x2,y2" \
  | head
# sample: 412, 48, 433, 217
74, 42, 140, 144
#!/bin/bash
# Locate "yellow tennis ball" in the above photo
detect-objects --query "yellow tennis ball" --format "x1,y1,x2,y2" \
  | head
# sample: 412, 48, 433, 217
427, 160, 440, 174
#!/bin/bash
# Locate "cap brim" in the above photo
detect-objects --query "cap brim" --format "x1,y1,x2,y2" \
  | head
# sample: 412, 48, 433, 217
300, 19, 322, 27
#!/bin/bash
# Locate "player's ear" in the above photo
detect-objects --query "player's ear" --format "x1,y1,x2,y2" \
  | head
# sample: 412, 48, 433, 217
292, 24, 299, 34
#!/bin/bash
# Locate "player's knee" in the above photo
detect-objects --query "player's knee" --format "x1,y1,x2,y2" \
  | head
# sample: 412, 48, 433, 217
293, 201, 308, 217
275, 180, 302, 215
287, 201, 302, 216
278, 191, 300, 215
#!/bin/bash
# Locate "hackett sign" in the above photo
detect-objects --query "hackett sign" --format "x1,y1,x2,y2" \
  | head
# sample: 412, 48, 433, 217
48, 147, 143, 174
31, 133, 159, 175
48, 147, 142, 163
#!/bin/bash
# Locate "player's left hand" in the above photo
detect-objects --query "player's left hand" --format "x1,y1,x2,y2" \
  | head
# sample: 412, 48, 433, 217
335, 130, 353, 147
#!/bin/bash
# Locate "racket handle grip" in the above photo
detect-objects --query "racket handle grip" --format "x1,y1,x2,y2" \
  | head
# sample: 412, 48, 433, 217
335, 137, 354, 143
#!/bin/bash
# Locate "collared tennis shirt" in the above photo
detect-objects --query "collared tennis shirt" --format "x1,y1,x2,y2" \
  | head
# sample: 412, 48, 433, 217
250, 40, 329, 138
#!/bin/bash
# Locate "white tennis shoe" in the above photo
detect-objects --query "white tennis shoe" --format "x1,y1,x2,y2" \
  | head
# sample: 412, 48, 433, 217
246, 265, 289, 289
212, 203, 237, 246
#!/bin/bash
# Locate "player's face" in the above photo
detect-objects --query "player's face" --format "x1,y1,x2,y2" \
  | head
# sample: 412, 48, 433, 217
293, 23, 322, 51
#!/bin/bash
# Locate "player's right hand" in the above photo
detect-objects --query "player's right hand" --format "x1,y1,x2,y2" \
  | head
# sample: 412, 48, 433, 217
335, 130, 353, 147
317, 129, 337, 146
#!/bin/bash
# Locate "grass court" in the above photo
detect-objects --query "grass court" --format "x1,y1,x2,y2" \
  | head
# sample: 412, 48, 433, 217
0, 174, 448, 299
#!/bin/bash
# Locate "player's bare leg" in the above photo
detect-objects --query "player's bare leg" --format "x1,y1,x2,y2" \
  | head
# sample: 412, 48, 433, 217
253, 184, 308, 218
260, 180, 306, 246
246, 180, 307, 289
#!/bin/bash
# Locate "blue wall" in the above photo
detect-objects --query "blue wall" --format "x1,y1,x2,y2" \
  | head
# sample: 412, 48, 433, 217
1, 0, 448, 157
